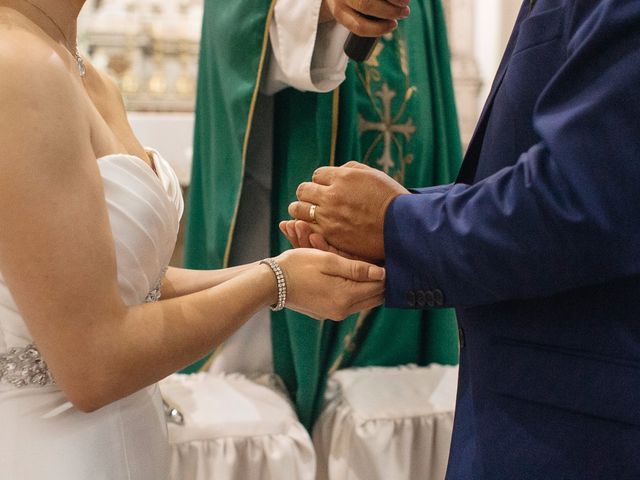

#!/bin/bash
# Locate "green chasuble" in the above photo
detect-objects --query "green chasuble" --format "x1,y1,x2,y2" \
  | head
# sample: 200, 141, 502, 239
185, 0, 461, 429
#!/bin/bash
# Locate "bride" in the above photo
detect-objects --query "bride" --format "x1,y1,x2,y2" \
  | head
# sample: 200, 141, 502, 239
0, 0, 385, 478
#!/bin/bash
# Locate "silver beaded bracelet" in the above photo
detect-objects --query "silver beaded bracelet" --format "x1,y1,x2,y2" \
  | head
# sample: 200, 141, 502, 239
259, 258, 287, 311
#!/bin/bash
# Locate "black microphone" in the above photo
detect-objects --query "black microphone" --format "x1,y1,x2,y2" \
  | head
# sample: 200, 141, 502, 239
344, 33, 379, 62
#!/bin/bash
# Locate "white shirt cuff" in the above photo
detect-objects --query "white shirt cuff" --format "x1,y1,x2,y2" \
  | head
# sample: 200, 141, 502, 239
263, 0, 350, 94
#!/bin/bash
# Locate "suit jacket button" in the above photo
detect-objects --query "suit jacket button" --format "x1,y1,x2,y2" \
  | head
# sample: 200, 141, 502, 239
425, 290, 435, 308
407, 291, 416, 307
434, 289, 444, 306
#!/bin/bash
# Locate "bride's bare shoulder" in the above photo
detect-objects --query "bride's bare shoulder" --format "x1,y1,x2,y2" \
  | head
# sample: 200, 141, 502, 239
0, 18, 88, 167
0, 18, 78, 109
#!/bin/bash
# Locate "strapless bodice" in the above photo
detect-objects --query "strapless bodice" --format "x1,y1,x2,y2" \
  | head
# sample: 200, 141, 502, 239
0, 150, 183, 353
0, 150, 183, 479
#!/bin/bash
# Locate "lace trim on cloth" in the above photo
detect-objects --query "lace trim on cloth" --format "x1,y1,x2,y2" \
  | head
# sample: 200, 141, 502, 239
0, 268, 168, 388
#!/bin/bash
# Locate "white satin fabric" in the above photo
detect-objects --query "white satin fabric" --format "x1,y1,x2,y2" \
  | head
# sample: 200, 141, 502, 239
313, 365, 458, 480
0, 151, 183, 479
160, 373, 316, 480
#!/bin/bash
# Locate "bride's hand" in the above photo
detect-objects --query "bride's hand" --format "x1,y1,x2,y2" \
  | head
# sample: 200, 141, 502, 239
280, 219, 335, 251
274, 249, 385, 321
279, 220, 378, 264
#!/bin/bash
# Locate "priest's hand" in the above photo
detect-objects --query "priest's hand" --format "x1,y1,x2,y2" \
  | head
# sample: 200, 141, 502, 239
319, 0, 410, 37
287, 162, 410, 262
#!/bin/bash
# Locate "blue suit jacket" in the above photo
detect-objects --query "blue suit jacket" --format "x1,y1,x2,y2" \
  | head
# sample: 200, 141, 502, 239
384, 1, 640, 478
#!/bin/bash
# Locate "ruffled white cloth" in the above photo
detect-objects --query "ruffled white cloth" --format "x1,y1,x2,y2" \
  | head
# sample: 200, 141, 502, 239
0, 151, 183, 479
313, 365, 458, 480
160, 372, 316, 480
162, 365, 457, 480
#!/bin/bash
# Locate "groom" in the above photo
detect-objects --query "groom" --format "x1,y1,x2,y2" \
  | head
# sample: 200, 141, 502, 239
286, 0, 640, 478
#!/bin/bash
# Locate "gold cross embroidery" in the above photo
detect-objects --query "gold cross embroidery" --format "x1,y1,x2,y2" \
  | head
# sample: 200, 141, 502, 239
358, 83, 416, 174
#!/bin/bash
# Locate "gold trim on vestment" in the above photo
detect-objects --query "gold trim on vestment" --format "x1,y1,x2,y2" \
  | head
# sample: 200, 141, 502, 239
222, 0, 277, 268
329, 87, 340, 167
328, 309, 371, 375
200, 0, 277, 373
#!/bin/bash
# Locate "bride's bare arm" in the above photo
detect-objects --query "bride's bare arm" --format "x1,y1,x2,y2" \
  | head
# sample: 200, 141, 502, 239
160, 265, 258, 299
0, 40, 384, 412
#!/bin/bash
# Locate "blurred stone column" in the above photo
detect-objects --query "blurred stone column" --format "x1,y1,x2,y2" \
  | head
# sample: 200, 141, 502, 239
442, 0, 483, 150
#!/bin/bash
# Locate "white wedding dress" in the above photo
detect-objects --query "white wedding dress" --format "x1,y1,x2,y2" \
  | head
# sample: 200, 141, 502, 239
0, 151, 183, 479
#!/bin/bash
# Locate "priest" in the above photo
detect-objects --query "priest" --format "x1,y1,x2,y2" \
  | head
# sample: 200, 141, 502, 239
184, 0, 462, 429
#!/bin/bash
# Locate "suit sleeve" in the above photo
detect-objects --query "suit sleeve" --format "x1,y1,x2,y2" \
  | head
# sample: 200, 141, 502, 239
384, 1, 640, 309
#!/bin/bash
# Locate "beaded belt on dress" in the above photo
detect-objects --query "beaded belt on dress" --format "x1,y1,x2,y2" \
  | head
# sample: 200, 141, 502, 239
0, 271, 166, 389
0, 345, 53, 388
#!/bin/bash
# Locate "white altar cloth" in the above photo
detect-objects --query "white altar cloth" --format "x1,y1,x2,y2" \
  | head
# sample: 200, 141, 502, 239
160, 373, 316, 480
313, 364, 458, 480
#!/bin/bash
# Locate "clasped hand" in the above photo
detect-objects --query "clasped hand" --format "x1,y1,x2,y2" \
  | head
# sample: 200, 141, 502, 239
280, 161, 409, 263
275, 248, 385, 321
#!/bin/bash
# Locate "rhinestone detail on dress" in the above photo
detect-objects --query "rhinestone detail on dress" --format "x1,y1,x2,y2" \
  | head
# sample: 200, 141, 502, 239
1, 268, 168, 388
144, 267, 167, 303
0, 345, 54, 388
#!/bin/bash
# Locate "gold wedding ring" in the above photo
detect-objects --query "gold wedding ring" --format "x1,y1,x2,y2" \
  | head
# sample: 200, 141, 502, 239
309, 204, 317, 223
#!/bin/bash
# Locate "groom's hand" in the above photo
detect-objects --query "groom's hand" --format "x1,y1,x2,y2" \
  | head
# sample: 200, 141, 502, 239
288, 162, 409, 262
